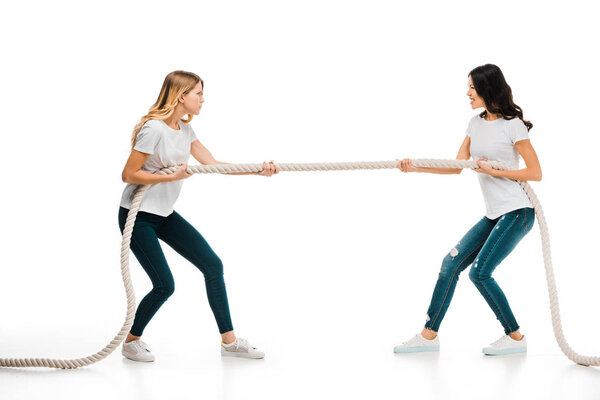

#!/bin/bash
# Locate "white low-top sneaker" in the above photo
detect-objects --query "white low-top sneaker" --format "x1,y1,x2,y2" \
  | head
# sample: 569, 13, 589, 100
394, 334, 440, 354
122, 339, 155, 362
483, 335, 527, 356
221, 338, 265, 359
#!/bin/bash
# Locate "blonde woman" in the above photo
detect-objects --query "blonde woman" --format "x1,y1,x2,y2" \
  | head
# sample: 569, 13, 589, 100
119, 70, 278, 362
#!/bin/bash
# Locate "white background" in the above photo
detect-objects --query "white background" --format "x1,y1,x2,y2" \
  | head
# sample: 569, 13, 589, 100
1, 1, 600, 399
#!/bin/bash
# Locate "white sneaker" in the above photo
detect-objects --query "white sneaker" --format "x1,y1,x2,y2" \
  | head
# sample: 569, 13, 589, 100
122, 339, 155, 362
221, 338, 265, 359
482, 335, 527, 356
394, 334, 440, 354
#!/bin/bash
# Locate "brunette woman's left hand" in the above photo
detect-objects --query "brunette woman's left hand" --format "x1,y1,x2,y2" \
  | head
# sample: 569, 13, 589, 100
258, 161, 279, 177
473, 158, 497, 176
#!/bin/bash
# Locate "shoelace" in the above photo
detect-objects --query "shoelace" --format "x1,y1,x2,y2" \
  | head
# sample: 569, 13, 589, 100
235, 338, 257, 351
237, 338, 248, 351
136, 341, 151, 352
401, 334, 421, 345
490, 336, 508, 346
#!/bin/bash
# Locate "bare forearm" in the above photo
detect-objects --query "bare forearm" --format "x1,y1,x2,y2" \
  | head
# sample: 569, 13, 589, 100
491, 167, 542, 182
123, 170, 175, 185
415, 167, 461, 175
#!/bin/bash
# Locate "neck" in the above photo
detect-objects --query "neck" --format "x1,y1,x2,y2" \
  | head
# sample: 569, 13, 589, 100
484, 110, 501, 121
163, 110, 185, 130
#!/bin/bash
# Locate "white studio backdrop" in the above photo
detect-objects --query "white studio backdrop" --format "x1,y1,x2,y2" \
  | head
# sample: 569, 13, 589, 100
0, 0, 599, 398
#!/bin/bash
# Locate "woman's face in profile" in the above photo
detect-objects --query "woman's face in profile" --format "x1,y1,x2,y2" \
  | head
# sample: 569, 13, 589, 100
181, 82, 204, 115
467, 75, 485, 110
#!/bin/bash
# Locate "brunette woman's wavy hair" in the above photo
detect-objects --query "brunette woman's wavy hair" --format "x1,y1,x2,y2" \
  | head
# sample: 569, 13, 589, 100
131, 70, 203, 149
469, 64, 533, 131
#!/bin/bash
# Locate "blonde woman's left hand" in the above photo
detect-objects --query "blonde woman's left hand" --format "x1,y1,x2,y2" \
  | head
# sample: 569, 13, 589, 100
473, 158, 496, 176
258, 160, 279, 177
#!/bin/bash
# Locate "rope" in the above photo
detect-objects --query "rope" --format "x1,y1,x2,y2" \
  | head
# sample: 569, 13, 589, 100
0, 159, 596, 368
0, 166, 170, 369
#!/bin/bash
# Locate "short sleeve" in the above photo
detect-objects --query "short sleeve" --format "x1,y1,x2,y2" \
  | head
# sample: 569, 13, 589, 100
505, 119, 529, 144
188, 124, 198, 143
133, 122, 160, 154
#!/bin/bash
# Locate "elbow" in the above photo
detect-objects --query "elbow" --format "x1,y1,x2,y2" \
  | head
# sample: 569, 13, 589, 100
528, 173, 542, 182
121, 171, 130, 183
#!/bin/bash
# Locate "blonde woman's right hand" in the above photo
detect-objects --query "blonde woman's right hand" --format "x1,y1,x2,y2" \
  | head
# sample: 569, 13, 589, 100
171, 163, 192, 181
397, 158, 416, 173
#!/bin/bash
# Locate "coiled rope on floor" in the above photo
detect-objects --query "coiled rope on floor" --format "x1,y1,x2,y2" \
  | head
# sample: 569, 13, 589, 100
0, 159, 596, 368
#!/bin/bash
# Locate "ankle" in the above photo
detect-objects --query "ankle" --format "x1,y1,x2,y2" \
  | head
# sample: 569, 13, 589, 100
125, 333, 141, 343
421, 328, 437, 340
509, 331, 523, 341
221, 331, 236, 345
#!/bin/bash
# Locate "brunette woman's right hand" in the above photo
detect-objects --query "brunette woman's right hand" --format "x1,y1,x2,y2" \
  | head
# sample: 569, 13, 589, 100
397, 158, 417, 173
171, 163, 192, 181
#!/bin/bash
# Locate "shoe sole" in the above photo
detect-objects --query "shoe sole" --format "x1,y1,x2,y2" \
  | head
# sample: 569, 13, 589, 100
221, 349, 265, 359
483, 348, 527, 356
394, 346, 440, 354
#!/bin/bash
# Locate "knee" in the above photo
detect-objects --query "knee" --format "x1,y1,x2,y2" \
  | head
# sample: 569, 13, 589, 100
468, 266, 479, 283
439, 254, 457, 278
469, 263, 490, 284
203, 256, 224, 281
154, 280, 175, 299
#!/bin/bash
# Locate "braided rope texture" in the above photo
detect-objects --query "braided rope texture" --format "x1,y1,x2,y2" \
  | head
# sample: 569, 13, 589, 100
1, 160, 596, 367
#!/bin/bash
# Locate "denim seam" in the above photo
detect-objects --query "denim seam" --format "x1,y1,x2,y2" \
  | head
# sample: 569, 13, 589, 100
428, 236, 488, 330
473, 216, 519, 332
523, 208, 535, 233
521, 208, 528, 232
478, 279, 513, 333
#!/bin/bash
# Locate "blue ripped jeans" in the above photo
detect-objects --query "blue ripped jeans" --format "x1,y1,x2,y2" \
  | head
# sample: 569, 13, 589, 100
424, 207, 535, 335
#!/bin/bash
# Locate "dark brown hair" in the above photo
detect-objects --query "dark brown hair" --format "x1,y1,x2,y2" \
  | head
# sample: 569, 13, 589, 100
469, 64, 533, 131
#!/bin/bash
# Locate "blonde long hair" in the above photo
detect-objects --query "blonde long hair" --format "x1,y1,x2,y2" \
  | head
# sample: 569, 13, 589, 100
131, 70, 203, 149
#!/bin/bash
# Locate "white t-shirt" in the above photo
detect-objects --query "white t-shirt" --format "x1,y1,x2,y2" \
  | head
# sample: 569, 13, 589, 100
466, 114, 533, 219
120, 119, 198, 217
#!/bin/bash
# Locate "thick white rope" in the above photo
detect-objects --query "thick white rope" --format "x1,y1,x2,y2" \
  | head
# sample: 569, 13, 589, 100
0, 166, 171, 369
0, 159, 596, 368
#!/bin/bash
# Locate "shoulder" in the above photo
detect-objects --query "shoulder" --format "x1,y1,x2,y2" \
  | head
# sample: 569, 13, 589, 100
503, 117, 529, 142
469, 114, 482, 123
137, 120, 171, 139
135, 120, 164, 144
504, 117, 528, 135
181, 121, 197, 138
467, 114, 483, 127
466, 114, 482, 131
505, 117, 526, 129
142, 119, 163, 130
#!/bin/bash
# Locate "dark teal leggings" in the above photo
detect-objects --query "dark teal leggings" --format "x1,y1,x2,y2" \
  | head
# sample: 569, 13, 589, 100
118, 207, 233, 336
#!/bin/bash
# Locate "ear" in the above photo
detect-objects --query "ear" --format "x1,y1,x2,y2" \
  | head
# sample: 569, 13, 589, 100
179, 93, 186, 103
